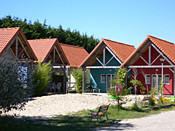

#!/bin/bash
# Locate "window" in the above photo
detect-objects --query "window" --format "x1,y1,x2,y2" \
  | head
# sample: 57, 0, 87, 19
145, 75, 150, 84
164, 75, 170, 84
101, 74, 105, 83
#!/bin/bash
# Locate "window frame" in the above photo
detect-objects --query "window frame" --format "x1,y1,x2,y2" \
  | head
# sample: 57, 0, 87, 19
100, 74, 105, 83
164, 74, 170, 84
145, 74, 151, 84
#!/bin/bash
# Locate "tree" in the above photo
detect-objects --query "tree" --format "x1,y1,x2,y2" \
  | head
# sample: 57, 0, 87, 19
0, 58, 33, 112
110, 68, 131, 96
71, 68, 87, 93
33, 61, 52, 96
0, 15, 100, 53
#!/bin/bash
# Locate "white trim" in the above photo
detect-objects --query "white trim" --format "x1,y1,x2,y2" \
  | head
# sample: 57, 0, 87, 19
103, 47, 105, 65
106, 74, 115, 91
105, 46, 123, 64
164, 74, 170, 84
140, 56, 149, 65
101, 74, 105, 83
129, 65, 174, 68
151, 54, 161, 65
145, 74, 151, 84
96, 57, 103, 66
105, 56, 114, 66
86, 66, 120, 69
169, 68, 174, 73
149, 44, 151, 65
151, 44, 174, 65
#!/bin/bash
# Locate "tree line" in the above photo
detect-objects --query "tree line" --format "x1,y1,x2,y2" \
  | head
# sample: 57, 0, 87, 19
0, 16, 99, 53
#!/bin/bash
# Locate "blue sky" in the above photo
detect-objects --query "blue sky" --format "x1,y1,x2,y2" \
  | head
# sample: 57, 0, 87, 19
0, 0, 175, 48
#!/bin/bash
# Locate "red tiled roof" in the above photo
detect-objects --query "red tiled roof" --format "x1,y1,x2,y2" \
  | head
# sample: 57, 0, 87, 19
79, 38, 135, 67
103, 38, 135, 62
60, 43, 89, 67
121, 35, 175, 67
149, 35, 175, 64
0, 27, 20, 55
0, 27, 37, 60
28, 38, 57, 62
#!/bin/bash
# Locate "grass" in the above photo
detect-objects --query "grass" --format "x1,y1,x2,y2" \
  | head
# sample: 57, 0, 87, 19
1, 104, 175, 131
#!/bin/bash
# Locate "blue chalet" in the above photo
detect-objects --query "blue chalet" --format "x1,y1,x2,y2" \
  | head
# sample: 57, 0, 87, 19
79, 38, 135, 93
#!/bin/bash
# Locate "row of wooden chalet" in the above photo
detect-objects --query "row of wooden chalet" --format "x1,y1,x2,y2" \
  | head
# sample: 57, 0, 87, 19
1, 27, 175, 95
0, 27, 89, 94
0, 27, 37, 67
28, 39, 88, 93
79, 38, 135, 93
121, 35, 175, 95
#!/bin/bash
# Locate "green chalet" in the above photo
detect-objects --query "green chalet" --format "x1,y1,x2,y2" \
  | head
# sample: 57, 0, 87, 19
79, 38, 135, 93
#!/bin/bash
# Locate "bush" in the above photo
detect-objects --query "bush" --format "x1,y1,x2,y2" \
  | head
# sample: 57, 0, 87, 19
149, 97, 155, 106
71, 68, 86, 93
131, 103, 143, 111
0, 58, 33, 112
33, 61, 52, 96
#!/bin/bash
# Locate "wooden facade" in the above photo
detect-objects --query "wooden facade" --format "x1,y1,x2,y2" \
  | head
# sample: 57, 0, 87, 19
121, 35, 175, 95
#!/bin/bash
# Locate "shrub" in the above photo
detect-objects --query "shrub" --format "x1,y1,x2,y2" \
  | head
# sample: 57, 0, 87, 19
130, 79, 146, 94
0, 58, 33, 112
131, 102, 143, 111
71, 68, 86, 93
33, 61, 52, 96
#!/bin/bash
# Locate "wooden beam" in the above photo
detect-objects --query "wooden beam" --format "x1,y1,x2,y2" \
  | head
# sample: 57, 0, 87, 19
18, 48, 24, 58
16, 37, 18, 57
105, 46, 122, 64
53, 46, 56, 64
105, 56, 114, 66
151, 44, 173, 65
55, 47, 65, 65
82, 68, 85, 93
86, 66, 120, 69
149, 44, 151, 65
84, 44, 104, 67
128, 42, 150, 65
96, 57, 103, 66
151, 54, 161, 65
18, 37, 31, 59
140, 56, 149, 65
103, 46, 105, 65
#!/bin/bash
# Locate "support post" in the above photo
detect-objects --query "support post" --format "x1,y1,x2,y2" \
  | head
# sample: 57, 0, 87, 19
82, 67, 85, 93
103, 47, 105, 65
53, 47, 55, 64
149, 44, 151, 65
16, 37, 18, 58
63, 65, 67, 94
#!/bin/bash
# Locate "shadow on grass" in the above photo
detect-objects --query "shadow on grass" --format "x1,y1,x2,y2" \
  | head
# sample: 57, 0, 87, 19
0, 115, 121, 131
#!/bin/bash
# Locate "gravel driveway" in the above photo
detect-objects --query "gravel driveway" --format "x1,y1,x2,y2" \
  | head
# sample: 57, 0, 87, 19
97, 110, 175, 131
3, 93, 117, 118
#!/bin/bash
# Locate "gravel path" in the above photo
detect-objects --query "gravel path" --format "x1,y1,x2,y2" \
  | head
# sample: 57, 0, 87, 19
3, 93, 117, 118
97, 110, 175, 131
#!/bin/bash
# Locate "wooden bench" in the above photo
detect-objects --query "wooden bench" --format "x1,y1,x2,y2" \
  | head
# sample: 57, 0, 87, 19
89, 104, 110, 125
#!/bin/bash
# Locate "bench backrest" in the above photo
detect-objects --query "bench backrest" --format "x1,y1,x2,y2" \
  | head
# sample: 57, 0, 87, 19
98, 104, 110, 114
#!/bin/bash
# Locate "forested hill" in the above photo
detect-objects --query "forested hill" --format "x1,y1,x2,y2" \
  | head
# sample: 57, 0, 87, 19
0, 16, 99, 53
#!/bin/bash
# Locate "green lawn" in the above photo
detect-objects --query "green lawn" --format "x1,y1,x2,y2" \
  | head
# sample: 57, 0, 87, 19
1, 104, 175, 131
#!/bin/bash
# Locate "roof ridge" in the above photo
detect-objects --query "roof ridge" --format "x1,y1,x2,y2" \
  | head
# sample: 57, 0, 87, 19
60, 43, 85, 49
148, 35, 174, 45
28, 38, 57, 41
102, 38, 134, 47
